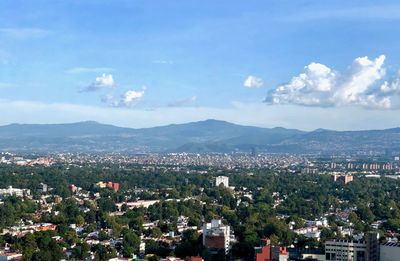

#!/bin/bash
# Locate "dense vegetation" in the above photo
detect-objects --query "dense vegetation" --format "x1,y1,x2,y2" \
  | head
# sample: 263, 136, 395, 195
1, 164, 400, 260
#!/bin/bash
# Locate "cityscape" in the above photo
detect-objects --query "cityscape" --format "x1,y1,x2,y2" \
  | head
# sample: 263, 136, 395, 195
1, 149, 400, 260
2, 1, 400, 261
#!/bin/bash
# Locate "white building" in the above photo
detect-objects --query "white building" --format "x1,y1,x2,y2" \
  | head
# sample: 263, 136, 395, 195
202, 219, 231, 254
325, 233, 379, 261
294, 226, 321, 239
0, 252, 23, 261
325, 239, 367, 261
215, 176, 229, 187
0, 186, 30, 198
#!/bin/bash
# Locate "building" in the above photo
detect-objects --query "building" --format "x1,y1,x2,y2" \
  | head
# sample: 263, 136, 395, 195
106, 182, 119, 192
332, 174, 353, 184
255, 239, 289, 261
288, 248, 325, 260
0, 186, 30, 198
325, 233, 379, 261
0, 252, 22, 261
293, 226, 321, 239
115, 200, 159, 211
38, 183, 48, 193
68, 184, 77, 193
365, 232, 379, 261
347, 163, 355, 169
215, 176, 229, 187
95, 181, 119, 192
380, 242, 400, 261
325, 239, 367, 261
251, 147, 257, 157
301, 168, 318, 174
95, 181, 107, 188
202, 219, 231, 254
53, 195, 62, 203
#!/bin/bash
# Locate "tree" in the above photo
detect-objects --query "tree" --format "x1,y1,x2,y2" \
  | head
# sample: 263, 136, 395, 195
73, 242, 90, 260
151, 227, 162, 238
122, 230, 140, 257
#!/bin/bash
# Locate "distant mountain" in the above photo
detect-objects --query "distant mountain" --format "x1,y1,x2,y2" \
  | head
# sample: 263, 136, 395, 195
0, 121, 132, 137
0, 120, 399, 155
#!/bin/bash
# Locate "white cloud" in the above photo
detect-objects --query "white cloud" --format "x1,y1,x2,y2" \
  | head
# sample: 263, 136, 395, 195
380, 72, 400, 95
120, 89, 145, 107
168, 96, 197, 107
94, 74, 114, 87
82, 74, 115, 92
244, 75, 264, 88
102, 87, 146, 107
265, 55, 400, 109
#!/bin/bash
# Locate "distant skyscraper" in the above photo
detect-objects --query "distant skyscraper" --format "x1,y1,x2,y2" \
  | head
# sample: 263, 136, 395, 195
332, 174, 353, 184
251, 147, 257, 157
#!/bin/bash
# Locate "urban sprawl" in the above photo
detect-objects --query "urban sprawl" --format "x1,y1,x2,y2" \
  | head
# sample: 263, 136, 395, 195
1, 152, 400, 261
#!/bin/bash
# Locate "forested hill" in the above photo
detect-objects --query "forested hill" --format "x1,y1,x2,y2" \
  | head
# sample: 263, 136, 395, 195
0, 120, 399, 154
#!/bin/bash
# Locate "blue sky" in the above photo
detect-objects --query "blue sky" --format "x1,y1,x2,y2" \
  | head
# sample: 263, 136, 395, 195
1, 0, 400, 130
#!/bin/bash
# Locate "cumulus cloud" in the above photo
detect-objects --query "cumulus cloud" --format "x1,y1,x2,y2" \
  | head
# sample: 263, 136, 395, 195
380, 72, 400, 95
102, 87, 146, 107
82, 73, 146, 108
82, 74, 115, 92
168, 96, 197, 107
244, 75, 264, 88
120, 89, 145, 107
265, 55, 400, 109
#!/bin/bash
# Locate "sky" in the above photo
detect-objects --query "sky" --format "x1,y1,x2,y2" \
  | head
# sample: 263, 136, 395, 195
1, 0, 400, 130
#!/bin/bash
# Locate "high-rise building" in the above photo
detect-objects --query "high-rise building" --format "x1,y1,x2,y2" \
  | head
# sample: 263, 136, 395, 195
347, 163, 355, 169
325, 239, 367, 261
251, 147, 257, 157
325, 233, 379, 261
332, 174, 353, 184
366, 232, 379, 261
202, 219, 231, 254
215, 176, 229, 187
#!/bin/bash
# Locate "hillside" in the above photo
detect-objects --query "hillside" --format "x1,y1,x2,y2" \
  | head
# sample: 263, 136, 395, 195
0, 120, 399, 154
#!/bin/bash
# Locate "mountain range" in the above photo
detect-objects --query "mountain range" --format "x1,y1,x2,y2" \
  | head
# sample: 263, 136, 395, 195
0, 120, 399, 155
